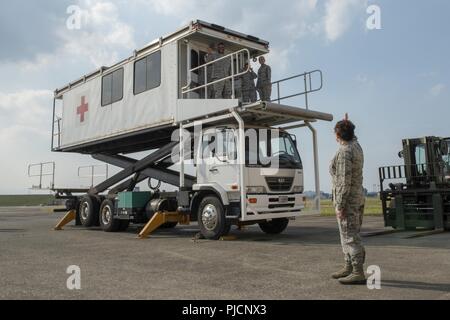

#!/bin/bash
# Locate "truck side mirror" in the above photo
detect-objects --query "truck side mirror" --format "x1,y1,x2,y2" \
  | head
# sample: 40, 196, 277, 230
398, 151, 404, 159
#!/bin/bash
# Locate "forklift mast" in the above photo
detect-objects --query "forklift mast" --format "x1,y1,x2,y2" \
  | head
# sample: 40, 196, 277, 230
401, 136, 450, 188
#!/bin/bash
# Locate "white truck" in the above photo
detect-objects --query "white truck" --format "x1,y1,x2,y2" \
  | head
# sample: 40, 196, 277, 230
46, 20, 333, 239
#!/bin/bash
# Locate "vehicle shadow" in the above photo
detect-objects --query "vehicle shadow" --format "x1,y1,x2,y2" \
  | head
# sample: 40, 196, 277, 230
66, 222, 450, 250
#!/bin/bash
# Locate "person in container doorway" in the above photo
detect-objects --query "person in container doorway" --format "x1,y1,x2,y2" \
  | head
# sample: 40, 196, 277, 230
329, 114, 367, 285
256, 56, 272, 101
203, 43, 217, 99
240, 62, 257, 103
211, 42, 232, 99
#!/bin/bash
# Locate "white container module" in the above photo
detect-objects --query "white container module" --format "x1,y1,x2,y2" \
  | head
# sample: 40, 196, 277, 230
52, 20, 270, 154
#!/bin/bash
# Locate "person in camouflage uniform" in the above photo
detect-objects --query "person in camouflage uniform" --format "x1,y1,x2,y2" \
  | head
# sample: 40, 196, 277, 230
329, 115, 366, 285
211, 42, 232, 99
240, 62, 257, 103
256, 56, 272, 101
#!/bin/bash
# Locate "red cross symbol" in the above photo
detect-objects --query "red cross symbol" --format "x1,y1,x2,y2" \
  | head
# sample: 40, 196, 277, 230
77, 96, 89, 123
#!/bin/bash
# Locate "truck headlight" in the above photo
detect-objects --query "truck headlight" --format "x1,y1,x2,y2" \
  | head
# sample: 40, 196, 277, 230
246, 186, 267, 194
293, 186, 303, 193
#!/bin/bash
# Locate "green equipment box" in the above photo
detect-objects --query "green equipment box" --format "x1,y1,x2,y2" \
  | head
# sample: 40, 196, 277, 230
118, 192, 151, 209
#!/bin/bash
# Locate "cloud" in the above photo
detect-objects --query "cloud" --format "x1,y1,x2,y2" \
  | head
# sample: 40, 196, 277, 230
9, 0, 136, 71
58, 0, 136, 67
324, 0, 365, 42
430, 83, 446, 97
0, 90, 53, 135
0, 0, 70, 63
0, 90, 53, 193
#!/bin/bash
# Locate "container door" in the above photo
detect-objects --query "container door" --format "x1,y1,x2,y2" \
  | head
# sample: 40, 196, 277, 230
188, 47, 200, 99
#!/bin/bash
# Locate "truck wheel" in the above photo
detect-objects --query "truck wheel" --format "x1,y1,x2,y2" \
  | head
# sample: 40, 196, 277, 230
197, 196, 228, 240
79, 195, 100, 227
259, 218, 289, 234
99, 199, 121, 232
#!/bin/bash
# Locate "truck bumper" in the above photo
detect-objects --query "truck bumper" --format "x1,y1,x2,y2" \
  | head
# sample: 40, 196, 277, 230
241, 194, 304, 222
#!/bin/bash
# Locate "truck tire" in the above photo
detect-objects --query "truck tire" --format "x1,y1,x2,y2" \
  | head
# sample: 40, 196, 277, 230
258, 218, 289, 234
78, 195, 100, 227
197, 196, 228, 240
99, 199, 121, 232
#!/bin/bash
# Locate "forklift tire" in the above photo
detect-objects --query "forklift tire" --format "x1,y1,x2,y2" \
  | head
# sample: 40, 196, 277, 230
118, 220, 130, 231
99, 199, 121, 232
197, 196, 228, 240
78, 195, 100, 227
258, 218, 289, 234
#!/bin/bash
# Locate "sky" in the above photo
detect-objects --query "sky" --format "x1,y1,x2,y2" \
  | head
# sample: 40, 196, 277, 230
0, 0, 449, 194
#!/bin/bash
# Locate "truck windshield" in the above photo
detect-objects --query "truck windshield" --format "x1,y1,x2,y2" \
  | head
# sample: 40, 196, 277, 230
245, 130, 302, 169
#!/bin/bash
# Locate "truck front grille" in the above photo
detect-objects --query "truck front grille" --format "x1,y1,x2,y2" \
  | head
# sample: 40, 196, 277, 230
265, 177, 294, 192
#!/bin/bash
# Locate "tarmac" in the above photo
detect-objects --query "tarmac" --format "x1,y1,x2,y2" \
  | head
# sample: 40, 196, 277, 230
0, 206, 449, 300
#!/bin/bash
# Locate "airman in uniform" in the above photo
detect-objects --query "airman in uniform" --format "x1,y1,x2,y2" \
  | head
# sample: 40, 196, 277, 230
240, 62, 257, 103
330, 115, 366, 285
256, 56, 272, 101
211, 42, 231, 99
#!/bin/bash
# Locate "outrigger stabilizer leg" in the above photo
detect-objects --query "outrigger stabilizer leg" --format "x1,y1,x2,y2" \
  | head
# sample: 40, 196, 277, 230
138, 211, 190, 239
54, 210, 76, 230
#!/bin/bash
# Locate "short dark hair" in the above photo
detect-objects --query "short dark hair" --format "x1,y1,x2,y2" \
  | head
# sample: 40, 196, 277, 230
218, 42, 225, 46
334, 120, 355, 142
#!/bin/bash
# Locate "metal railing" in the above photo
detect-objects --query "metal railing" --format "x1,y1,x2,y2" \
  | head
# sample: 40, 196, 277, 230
271, 70, 323, 109
51, 98, 62, 150
52, 117, 61, 149
182, 48, 251, 99
28, 162, 56, 190
78, 164, 109, 188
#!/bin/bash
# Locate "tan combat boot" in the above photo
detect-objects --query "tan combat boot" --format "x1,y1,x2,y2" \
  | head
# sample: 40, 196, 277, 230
331, 262, 352, 279
338, 265, 366, 285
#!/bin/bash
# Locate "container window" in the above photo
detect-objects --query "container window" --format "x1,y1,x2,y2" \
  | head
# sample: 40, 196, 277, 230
101, 68, 124, 106
134, 58, 147, 95
134, 51, 161, 95
112, 68, 124, 102
101, 74, 112, 106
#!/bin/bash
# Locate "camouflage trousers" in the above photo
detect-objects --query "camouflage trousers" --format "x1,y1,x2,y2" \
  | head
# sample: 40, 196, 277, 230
242, 89, 257, 103
214, 79, 232, 99
258, 85, 272, 101
337, 205, 366, 267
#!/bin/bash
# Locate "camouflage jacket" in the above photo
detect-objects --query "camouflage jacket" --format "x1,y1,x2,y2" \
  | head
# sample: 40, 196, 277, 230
210, 53, 231, 79
240, 69, 257, 91
256, 64, 271, 88
330, 137, 365, 210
